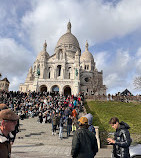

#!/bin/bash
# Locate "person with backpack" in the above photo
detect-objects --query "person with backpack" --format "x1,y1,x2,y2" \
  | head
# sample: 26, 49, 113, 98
71, 117, 98, 158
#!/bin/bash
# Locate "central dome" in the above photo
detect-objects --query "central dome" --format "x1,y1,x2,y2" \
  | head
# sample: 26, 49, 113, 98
56, 22, 80, 50
56, 32, 80, 48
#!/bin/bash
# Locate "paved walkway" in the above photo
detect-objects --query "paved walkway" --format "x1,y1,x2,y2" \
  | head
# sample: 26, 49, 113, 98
12, 117, 112, 158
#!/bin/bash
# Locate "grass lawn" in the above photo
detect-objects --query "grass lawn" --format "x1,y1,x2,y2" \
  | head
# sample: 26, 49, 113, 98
85, 101, 141, 134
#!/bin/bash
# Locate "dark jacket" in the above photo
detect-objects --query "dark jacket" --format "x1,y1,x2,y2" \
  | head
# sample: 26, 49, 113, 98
113, 121, 132, 158
59, 117, 64, 127
67, 117, 72, 125
0, 130, 12, 158
52, 116, 57, 125
71, 126, 98, 158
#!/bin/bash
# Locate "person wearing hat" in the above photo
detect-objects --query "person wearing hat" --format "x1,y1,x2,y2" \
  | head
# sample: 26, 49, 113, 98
0, 109, 19, 158
71, 117, 98, 158
0, 104, 8, 111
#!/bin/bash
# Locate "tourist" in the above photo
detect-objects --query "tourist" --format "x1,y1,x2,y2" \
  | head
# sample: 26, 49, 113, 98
59, 114, 64, 139
0, 109, 19, 157
71, 117, 98, 158
51, 110, 56, 133
0, 103, 8, 111
67, 115, 72, 137
107, 117, 132, 158
72, 117, 78, 132
71, 108, 77, 118
38, 112, 43, 123
52, 113, 57, 135
85, 113, 96, 135
64, 107, 70, 122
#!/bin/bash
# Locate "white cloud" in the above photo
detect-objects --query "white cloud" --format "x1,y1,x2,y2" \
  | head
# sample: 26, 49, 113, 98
94, 48, 138, 94
21, 0, 141, 54
0, 38, 34, 75
9, 76, 25, 91
1, 0, 141, 94
94, 51, 110, 71
136, 47, 141, 57
135, 47, 141, 74
0, 38, 34, 90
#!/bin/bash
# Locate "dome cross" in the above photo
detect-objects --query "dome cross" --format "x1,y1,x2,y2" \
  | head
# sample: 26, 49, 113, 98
43, 40, 47, 52
67, 21, 71, 33
85, 40, 89, 51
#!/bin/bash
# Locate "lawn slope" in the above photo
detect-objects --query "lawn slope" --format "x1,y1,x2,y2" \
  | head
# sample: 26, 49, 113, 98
85, 101, 141, 134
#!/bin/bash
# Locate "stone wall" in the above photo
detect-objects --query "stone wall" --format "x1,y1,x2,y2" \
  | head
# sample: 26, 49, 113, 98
85, 94, 141, 102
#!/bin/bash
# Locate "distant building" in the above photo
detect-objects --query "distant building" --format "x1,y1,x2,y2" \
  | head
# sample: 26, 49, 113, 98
19, 22, 106, 96
0, 74, 10, 92
121, 89, 133, 96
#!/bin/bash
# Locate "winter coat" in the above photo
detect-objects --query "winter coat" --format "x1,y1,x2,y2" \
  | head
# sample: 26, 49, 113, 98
52, 116, 57, 125
71, 126, 98, 158
88, 125, 96, 135
113, 121, 132, 158
0, 130, 13, 158
67, 117, 72, 126
59, 117, 64, 127
71, 109, 77, 118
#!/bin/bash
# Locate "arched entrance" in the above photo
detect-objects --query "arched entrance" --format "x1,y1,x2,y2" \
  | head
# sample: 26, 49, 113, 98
51, 85, 59, 96
40, 85, 47, 93
64, 86, 71, 97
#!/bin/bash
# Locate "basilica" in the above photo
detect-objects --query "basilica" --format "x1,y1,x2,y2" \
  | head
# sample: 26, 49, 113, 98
19, 22, 106, 96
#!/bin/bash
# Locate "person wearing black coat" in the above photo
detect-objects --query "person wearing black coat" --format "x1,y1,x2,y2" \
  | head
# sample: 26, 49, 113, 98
107, 117, 132, 158
71, 117, 98, 158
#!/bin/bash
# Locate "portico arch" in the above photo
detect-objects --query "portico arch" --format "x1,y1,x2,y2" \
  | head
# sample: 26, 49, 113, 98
63, 85, 71, 97
50, 85, 59, 96
40, 85, 47, 92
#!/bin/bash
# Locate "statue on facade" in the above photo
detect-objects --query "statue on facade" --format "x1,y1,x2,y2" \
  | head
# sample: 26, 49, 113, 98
75, 68, 78, 77
37, 65, 40, 76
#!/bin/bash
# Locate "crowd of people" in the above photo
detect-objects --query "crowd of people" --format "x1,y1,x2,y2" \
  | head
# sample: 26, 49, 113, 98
0, 90, 85, 139
0, 90, 132, 158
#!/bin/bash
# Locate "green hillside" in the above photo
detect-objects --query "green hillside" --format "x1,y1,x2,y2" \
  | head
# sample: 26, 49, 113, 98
85, 101, 141, 143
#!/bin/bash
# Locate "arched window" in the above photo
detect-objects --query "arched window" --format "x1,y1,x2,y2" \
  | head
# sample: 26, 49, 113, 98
58, 49, 63, 60
49, 72, 50, 79
68, 67, 71, 79
48, 67, 51, 79
57, 65, 61, 76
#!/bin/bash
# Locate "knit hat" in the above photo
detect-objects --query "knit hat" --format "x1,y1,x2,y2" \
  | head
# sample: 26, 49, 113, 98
0, 109, 19, 121
0, 104, 8, 111
78, 117, 88, 125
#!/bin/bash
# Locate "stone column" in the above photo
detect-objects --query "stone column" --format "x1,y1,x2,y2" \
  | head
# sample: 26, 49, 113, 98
54, 68, 57, 79
94, 126, 100, 149
61, 66, 64, 79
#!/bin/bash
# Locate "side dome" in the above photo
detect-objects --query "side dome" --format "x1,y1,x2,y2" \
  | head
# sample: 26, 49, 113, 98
81, 51, 94, 61
36, 51, 49, 60
36, 41, 49, 60
81, 41, 94, 62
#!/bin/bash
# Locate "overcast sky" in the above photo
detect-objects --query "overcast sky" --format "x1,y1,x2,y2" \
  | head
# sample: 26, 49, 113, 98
0, 0, 141, 95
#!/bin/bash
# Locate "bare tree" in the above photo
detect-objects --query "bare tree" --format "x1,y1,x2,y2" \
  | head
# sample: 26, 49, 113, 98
134, 76, 141, 89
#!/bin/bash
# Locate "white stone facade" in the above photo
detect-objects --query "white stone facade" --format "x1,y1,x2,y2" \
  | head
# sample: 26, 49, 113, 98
19, 22, 106, 96
0, 74, 10, 92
